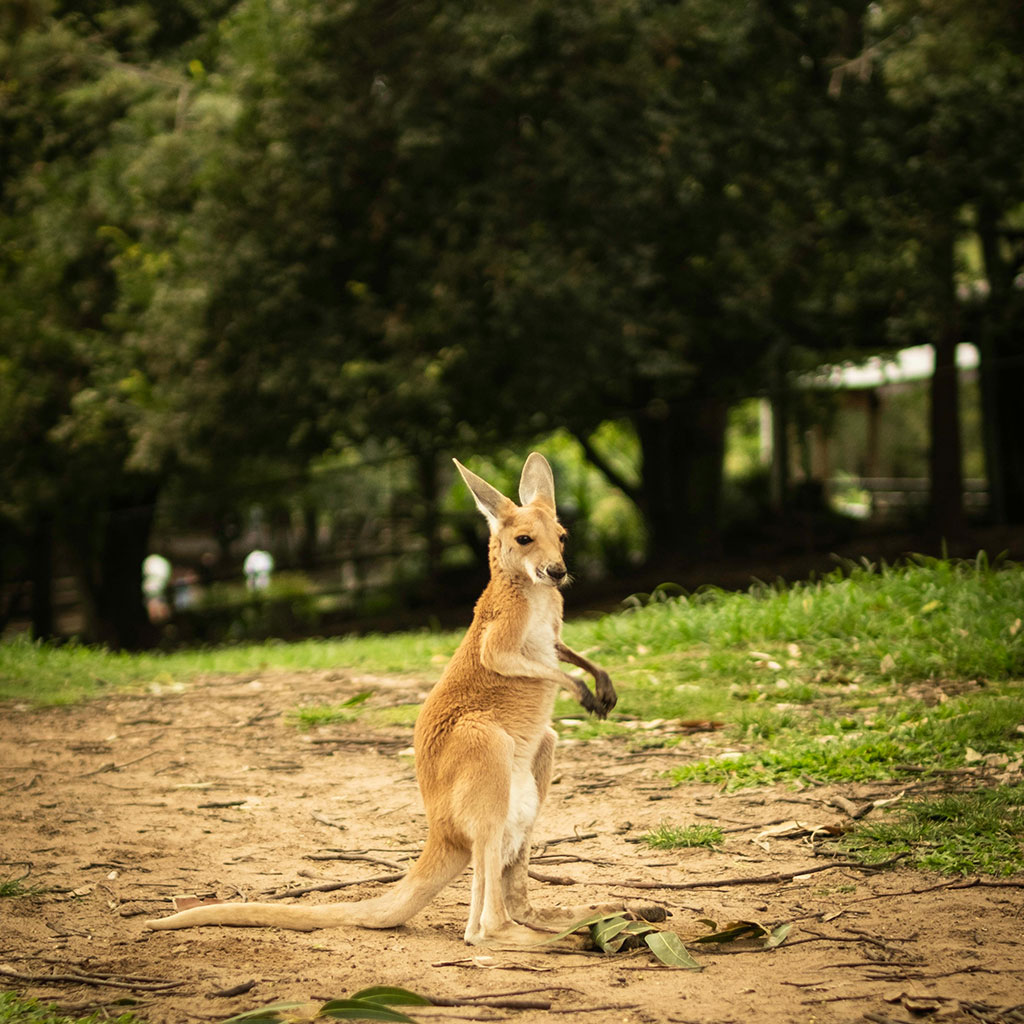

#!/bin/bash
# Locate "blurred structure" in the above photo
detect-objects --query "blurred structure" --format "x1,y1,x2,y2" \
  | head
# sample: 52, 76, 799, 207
243, 549, 275, 591
142, 554, 172, 624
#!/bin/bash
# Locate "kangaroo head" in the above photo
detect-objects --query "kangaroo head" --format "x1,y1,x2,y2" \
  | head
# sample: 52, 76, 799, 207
454, 452, 569, 588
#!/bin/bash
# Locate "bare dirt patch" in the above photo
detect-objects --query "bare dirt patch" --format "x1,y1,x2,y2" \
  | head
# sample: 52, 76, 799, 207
2, 670, 1022, 1024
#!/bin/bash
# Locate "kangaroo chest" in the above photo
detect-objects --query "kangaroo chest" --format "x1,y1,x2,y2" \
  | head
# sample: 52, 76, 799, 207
519, 588, 561, 670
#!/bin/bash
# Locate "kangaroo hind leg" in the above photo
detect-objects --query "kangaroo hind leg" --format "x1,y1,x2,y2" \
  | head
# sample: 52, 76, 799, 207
458, 725, 547, 946
500, 727, 667, 932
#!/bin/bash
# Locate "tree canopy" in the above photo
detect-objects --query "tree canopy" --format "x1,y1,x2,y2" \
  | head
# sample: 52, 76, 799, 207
3, 0, 1023, 645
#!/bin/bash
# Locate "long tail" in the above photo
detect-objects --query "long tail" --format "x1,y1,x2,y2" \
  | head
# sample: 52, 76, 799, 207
145, 837, 469, 932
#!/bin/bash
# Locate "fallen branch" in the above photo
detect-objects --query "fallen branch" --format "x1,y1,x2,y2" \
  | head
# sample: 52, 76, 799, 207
828, 795, 873, 819
311, 813, 347, 830
851, 876, 1024, 903
429, 995, 551, 1010
609, 859, 890, 890
264, 872, 405, 898
0, 966, 180, 992
539, 832, 598, 847
527, 869, 578, 886
207, 980, 256, 998
79, 751, 160, 777
548, 1003, 643, 1014
306, 851, 407, 870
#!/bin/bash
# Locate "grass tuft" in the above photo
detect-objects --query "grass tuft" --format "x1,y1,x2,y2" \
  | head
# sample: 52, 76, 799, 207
640, 823, 724, 849
0, 992, 139, 1024
840, 785, 1024, 876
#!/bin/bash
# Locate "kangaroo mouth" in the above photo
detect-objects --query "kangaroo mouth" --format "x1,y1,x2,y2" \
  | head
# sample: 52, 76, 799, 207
538, 569, 570, 589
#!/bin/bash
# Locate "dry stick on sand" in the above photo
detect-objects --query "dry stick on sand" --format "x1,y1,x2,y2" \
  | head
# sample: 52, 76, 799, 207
609, 859, 897, 891
263, 872, 406, 899
0, 966, 181, 992
305, 851, 409, 869
527, 868, 578, 885
849, 876, 1024, 903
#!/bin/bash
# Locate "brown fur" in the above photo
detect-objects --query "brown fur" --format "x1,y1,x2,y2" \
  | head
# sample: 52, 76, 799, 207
146, 453, 657, 944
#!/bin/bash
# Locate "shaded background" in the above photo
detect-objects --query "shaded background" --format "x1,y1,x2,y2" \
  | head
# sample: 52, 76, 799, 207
2, 0, 1023, 648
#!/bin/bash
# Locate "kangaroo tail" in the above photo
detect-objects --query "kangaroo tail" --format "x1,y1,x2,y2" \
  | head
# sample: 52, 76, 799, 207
145, 837, 469, 932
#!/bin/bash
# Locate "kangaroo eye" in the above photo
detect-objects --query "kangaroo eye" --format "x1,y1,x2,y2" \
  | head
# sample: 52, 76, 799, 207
515, 535, 533, 546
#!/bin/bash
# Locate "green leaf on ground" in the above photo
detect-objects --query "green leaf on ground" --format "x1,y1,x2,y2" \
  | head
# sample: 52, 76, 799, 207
644, 931, 703, 970
318, 999, 419, 1022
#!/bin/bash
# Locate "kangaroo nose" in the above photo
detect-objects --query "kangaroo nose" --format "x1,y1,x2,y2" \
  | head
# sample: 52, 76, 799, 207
547, 565, 567, 582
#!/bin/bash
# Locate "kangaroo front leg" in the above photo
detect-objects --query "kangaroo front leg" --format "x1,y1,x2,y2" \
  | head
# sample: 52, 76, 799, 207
556, 641, 617, 717
479, 633, 610, 720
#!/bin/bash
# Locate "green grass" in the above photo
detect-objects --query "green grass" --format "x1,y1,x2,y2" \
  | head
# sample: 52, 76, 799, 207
289, 692, 421, 731
567, 553, 1024, 722
669, 688, 1024, 788
840, 784, 1024, 875
0, 868, 47, 899
0, 993, 138, 1024
0, 631, 459, 705
6, 554, 1020, 712
2, 554, 1023, 876
640, 823, 724, 849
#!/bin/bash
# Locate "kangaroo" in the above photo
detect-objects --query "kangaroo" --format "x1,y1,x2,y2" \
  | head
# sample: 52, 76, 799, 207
146, 452, 661, 944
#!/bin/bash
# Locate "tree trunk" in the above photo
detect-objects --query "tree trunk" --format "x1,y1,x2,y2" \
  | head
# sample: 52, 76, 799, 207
929, 329, 965, 538
984, 332, 1024, 523
75, 487, 159, 650
632, 392, 729, 561
30, 513, 54, 641
768, 342, 791, 515
928, 231, 965, 539
415, 450, 442, 589
977, 205, 1024, 524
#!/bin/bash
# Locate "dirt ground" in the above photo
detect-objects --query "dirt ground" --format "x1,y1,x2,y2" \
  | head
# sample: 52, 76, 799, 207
2, 668, 1023, 1024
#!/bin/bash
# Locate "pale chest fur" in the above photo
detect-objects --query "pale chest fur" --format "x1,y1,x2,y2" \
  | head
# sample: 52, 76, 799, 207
519, 586, 562, 670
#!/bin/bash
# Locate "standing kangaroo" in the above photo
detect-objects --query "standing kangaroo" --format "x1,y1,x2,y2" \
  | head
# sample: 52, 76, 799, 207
147, 453, 659, 944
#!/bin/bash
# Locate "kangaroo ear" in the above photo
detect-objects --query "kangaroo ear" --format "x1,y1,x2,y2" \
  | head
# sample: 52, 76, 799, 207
454, 459, 516, 533
518, 452, 556, 512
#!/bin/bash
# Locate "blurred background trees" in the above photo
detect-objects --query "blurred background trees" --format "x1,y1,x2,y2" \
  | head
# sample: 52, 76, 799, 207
2, 0, 1022, 647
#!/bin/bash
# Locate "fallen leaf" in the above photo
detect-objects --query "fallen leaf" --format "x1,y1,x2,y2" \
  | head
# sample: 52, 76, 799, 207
753, 820, 845, 843
644, 931, 702, 970
764, 922, 792, 948
692, 920, 767, 944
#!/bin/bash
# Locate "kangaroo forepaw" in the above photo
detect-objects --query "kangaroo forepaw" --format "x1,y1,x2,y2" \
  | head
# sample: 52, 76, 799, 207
583, 689, 615, 720
594, 671, 617, 717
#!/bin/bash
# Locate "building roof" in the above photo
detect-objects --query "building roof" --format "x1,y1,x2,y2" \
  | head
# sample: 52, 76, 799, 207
813, 343, 979, 390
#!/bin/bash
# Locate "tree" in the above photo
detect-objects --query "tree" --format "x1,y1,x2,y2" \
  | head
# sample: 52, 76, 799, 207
0, 0, 231, 646
872, 0, 1024, 528
163, 0, 895, 560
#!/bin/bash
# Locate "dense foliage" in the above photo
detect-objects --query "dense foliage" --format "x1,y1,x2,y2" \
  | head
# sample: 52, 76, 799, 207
2, 0, 1023, 645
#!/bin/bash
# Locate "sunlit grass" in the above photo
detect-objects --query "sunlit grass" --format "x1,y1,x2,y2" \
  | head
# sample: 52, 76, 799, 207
0, 992, 138, 1024
2, 555, 1022, 878
840, 784, 1024, 876
669, 688, 1024, 788
640, 823, 724, 849
0, 868, 47, 899
4, 555, 1021, 709
289, 693, 421, 731
0, 630, 458, 705
556, 555, 1023, 739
